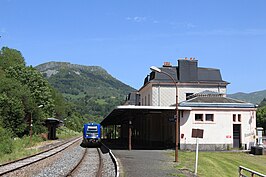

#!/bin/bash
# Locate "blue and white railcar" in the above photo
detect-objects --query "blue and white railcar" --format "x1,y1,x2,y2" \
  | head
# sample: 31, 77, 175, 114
83, 123, 101, 146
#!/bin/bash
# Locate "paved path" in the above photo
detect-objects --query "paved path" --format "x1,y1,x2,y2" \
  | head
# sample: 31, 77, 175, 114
112, 150, 179, 177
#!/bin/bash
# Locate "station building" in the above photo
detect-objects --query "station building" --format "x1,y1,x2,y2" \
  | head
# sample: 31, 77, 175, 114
101, 58, 257, 150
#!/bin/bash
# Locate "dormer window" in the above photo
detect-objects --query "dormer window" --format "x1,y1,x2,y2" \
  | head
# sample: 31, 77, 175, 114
186, 93, 194, 100
149, 72, 155, 80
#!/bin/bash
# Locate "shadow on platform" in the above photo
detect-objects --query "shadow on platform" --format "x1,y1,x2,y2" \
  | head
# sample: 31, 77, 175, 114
101, 138, 174, 150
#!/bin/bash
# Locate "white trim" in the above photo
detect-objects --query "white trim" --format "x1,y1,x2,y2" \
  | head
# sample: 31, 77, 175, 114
116, 105, 192, 110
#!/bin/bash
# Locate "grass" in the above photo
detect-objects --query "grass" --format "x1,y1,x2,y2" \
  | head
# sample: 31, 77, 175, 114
171, 150, 266, 177
0, 127, 81, 165
56, 126, 81, 139
0, 135, 42, 164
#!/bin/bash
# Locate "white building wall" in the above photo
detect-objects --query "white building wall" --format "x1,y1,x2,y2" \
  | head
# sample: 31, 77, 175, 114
178, 86, 226, 102
138, 82, 256, 150
242, 110, 257, 149
153, 86, 176, 106
140, 84, 153, 106
148, 84, 227, 106
179, 108, 256, 150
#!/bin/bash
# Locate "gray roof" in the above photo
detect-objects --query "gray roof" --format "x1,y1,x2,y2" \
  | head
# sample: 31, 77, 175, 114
179, 93, 256, 108
145, 59, 229, 86
198, 67, 223, 81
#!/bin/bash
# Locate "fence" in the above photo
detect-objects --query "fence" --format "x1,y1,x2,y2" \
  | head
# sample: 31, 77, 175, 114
239, 166, 266, 177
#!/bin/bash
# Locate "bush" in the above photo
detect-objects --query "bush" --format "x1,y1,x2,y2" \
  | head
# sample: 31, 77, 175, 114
0, 127, 13, 155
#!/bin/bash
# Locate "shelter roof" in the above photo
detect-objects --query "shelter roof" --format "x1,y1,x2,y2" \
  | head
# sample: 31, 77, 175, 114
44, 118, 63, 126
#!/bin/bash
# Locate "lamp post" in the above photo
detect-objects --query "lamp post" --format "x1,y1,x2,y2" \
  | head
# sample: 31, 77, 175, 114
150, 66, 179, 162
30, 105, 43, 144
129, 120, 132, 150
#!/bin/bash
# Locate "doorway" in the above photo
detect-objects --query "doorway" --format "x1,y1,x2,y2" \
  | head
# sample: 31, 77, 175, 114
233, 124, 241, 148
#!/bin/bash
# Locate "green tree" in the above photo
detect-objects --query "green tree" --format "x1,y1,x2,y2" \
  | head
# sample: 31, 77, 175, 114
0, 47, 25, 69
257, 105, 266, 134
0, 77, 29, 136
5, 65, 55, 118
52, 88, 69, 120
0, 47, 57, 137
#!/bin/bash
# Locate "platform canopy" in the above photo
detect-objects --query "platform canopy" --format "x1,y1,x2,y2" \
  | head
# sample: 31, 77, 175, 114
101, 105, 191, 126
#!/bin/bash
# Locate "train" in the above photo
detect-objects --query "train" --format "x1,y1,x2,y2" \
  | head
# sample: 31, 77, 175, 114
82, 123, 101, 147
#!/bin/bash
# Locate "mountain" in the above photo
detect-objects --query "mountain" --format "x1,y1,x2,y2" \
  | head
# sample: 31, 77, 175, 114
35, 61, 135, 118
228, 90, 266, 105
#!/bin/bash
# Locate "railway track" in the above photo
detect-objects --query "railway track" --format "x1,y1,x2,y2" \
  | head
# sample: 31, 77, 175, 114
0, 139, 119, 177
66, 148, 103, 177
0, 137, 82, 176
66, 143, 119, 177
66, 144, 119, 177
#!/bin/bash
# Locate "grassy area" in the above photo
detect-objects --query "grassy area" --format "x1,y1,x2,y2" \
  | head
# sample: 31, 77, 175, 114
0, 127, 81, 164
171, 151, 266, 177
0, 135, 42, 164
56, 126, 81, 139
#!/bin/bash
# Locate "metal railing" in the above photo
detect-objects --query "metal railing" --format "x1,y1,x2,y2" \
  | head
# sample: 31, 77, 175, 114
239, 166, 266, 177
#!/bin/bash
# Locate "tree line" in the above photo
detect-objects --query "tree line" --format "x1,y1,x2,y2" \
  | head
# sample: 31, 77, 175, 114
0, 47, 86, 139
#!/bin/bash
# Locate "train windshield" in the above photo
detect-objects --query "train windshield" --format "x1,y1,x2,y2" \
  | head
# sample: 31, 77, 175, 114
87, 126, 98, 133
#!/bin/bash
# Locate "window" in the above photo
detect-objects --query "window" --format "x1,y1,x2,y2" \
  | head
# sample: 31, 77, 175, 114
148, 94, 151, 106
233, 114, 236, 122
145, 96, 147, 106
233, 114, 241, 122
150, 72, 155, 80
195, 114, 203, 121
194, 113, 215, 123
186, 93, 194, 100
238, 114, 241, 122
206, 114, 214, 122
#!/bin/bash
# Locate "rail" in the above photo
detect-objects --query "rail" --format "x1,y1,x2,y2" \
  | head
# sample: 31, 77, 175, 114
101, 143, 120, 177
0, 137, 82, 176
96, 148, 103, 177
66, 148, 88, 176
239, 166, 266, 177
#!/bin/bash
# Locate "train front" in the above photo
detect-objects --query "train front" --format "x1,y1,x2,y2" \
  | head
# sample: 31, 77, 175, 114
83, 123, 101, 146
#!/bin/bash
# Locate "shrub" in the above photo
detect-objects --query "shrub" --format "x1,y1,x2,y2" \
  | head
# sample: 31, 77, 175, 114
0, 127, 13, 155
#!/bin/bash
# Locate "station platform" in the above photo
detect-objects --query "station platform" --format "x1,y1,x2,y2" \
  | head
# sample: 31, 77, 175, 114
112, 149, 180, 177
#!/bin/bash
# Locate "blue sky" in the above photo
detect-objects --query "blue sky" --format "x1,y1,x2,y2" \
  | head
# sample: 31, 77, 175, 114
1, 0, 266, 94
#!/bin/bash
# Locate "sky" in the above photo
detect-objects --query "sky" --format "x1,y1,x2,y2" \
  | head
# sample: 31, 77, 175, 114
1, 0, 266, 94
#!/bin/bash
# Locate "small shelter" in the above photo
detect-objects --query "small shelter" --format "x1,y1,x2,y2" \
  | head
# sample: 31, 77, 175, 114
44, 118, 63, 140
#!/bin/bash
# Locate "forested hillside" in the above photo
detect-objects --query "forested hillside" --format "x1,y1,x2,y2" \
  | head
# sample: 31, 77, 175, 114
228, 90, 266, 104
35, 62, 135, 122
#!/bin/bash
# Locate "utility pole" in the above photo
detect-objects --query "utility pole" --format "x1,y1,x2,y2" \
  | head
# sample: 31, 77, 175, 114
150, 66, 179, 162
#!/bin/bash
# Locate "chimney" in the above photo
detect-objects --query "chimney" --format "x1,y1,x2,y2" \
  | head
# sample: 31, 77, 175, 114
163, 62, 172, 67
178, 58, 198, 82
